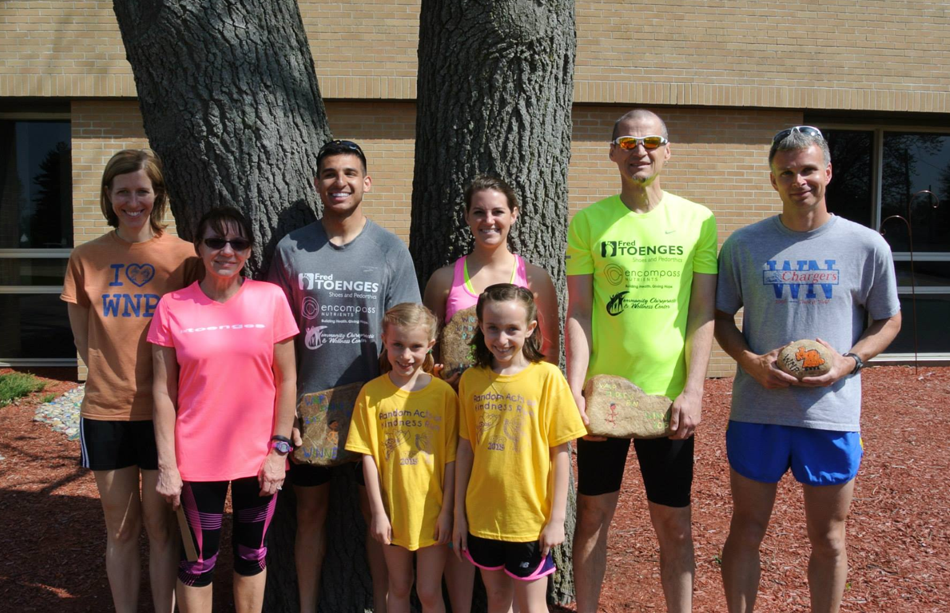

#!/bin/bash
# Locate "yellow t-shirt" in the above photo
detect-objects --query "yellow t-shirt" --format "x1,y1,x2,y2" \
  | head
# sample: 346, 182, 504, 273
61, 231, 199, 421
345, 375, 459, 551
565, 192, 718, 398
459, 362, 587, 542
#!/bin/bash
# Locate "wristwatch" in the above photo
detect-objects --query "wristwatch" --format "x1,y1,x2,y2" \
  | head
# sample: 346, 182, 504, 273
271, 435, 293, 455
843, 352, 864, 375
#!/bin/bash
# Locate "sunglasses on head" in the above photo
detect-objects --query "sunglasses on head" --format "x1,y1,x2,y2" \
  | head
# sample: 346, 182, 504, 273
611, 135, 669, 151
772, 126, 823, 143
203, 237, 251, 251
317, 139, 366, 163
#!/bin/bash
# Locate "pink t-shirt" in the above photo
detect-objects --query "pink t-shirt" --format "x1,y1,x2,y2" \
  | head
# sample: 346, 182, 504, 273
444, 255, 529, 323
148, 279, 299, 481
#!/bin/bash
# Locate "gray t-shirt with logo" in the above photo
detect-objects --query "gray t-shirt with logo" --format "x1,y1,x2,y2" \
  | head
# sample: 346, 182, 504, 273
268, 219, 421, 397
716, 215, 900, 431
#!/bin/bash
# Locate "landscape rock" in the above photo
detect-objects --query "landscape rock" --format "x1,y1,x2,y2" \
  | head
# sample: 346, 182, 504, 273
293, 382, 363, 467
584, 375, 671, 439
777, 339, 834, 380
440, 306, 479, 378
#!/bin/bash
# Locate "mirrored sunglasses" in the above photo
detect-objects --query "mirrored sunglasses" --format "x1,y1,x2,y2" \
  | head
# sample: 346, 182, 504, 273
611, 135, 669, 151
203, 237, 251, 251
772, 126, 823, 143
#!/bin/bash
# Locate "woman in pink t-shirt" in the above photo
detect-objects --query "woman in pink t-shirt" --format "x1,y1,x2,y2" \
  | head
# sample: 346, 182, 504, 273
422, 175, 559, 613
149, 207, 297, 613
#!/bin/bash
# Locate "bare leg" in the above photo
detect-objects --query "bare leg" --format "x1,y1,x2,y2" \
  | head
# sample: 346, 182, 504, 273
294, 483, 330, 613
803, 479, 855, 613
94, 466, 144, 613
382, 545, 415, 613
721, 469, 778, 613
234, 569, 267, 613
444, 552, 476, 613
512, 574, 548, 613
415, 545, 448, 613
359, 483, 390, 613
480, 568, 514, 613
177, 581, 212, 613
647, 502, 694, 613
572, 491, 620, 613
140, 469, 178, 613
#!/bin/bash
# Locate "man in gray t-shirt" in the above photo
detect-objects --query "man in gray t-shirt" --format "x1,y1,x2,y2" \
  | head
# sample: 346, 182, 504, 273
268, 140, 420, 613
714, 126, 901, 613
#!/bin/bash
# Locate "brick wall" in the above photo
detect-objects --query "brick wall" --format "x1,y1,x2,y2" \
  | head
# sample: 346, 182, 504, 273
5, 1, 950, 112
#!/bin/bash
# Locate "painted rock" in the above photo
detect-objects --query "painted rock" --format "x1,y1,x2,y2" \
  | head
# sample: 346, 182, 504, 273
777, 339, 834, 379
440, 306, 479, 378
584, 375, 672, 439
293, 381, 363, 467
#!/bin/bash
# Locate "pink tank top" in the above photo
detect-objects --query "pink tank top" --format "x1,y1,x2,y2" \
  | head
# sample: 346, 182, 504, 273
444, 254, 529, 323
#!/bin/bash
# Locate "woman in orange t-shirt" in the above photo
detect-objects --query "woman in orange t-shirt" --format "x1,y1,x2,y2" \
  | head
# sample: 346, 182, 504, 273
62, 149, 197, 613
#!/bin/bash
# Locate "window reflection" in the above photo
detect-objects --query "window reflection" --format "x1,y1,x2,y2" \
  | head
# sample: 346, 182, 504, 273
825, 130, 874, 228
881, 132, 950, 253
0, 120, 73, 249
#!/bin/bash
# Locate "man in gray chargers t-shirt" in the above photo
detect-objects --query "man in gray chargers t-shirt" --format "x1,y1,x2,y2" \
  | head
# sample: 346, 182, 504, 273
714, 126, 901, 613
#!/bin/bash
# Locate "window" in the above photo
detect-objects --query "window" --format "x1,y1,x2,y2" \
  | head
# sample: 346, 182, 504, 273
0, 118, 75, 366
823, 126, 950, 358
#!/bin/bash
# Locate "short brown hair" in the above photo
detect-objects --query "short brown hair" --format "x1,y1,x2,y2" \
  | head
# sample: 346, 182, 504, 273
99, 149, 169, 234
464, 175, 519, 213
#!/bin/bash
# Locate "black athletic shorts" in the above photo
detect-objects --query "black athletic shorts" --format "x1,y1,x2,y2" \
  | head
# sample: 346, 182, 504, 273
576, 435, 694, 507
464, 534, 556, 581
287, 460, 364, 487
79, 418, 159, 471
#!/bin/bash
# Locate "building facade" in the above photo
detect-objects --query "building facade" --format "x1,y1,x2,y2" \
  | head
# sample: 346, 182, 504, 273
2, 1, 948, 375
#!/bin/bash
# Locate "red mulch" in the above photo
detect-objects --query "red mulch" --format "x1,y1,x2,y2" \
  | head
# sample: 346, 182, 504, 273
1, 366, 948, 612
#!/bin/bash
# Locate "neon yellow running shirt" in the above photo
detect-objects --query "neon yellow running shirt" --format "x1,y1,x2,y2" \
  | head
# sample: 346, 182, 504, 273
566, 193, 717, 398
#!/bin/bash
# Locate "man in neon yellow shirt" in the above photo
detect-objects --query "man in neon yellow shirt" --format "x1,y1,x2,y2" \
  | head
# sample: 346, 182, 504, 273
566, 109, 718, 613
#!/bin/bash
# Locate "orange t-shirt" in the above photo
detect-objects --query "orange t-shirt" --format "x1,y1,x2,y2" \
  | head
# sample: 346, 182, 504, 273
62, 231, 199, 421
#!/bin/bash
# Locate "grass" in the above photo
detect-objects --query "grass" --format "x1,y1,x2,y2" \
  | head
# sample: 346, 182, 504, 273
39, 393, 58, 404
0, 372, 47, 406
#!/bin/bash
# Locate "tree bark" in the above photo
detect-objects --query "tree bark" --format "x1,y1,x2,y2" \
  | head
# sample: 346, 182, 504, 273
113, 0, 331, 275
411, 0, 577, 607
112, 3, 376, 612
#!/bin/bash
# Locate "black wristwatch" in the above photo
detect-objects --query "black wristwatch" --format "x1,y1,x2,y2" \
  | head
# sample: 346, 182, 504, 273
843, 352, 864, 375
271, 435, 293, 455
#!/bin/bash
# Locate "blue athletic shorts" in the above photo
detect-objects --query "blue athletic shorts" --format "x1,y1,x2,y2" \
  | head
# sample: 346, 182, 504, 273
726, 421, 862, 486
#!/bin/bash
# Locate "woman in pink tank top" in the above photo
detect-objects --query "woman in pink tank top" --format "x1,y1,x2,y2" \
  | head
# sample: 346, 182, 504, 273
422, 174, 559, 613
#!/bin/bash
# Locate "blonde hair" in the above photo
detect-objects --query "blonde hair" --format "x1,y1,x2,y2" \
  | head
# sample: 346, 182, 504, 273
379, 303, 439, 374
100, 148, 169, 234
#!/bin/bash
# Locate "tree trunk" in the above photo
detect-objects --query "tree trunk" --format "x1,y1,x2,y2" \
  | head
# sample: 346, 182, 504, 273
410, 0, 577, 607
113, 0, 331, 275
112, 3, 376, 612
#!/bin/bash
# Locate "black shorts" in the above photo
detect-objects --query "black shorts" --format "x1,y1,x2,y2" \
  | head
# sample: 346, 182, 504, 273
576, 435, 694, 507
464, 534, 556, 581
287, 460, 364, 487
79, 418, 158, 471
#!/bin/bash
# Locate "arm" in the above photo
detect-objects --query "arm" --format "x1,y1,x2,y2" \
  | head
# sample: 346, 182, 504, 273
66, 303, 90, 366
526, 263, 560, 365
436, 461, 456, 544
452, 438, 474, 559
539, 443, 570, 556
152, 344, 183, 508
800, 313, 902, 387
669, 272, 716, 439
423, 266, 460, 384
259, 338, 296, 496
714, 310, 800, 389
566, 274, 601, 439
361, 454, 392, 545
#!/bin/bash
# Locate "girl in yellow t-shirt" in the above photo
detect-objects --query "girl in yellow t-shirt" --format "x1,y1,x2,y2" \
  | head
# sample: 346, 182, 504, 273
454, 284, 587, 613
345, 303, 458, 613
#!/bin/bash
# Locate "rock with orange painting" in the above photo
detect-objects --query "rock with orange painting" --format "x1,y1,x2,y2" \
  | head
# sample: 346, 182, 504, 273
583, 375, 672, 439
776, 339, 834, 380
293, 381, 364, 466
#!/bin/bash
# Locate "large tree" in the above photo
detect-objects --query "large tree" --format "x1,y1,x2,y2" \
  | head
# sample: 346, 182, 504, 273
113, 2, 381, 611
410, 0, 577, 605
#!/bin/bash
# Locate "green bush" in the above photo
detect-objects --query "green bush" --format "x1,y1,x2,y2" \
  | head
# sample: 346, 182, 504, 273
0, 372, 47, 406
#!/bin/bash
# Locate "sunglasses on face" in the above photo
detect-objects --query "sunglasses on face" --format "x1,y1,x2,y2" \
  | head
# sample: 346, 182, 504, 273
611, 135, 669, 151
772, 126, 823, 143
203, 237, 251, 251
